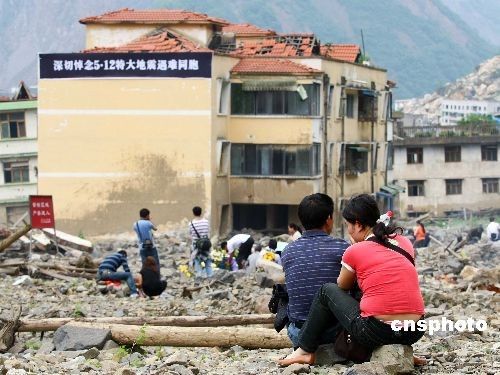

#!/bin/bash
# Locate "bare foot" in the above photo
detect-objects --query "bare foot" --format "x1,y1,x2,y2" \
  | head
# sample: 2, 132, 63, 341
278, 348, 315, 366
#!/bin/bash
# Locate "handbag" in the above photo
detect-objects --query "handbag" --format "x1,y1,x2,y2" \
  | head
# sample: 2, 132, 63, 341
268, 284, 289, 332
136, 222, 153, 250
334, 236, 416, 362
190, 221, 212, 259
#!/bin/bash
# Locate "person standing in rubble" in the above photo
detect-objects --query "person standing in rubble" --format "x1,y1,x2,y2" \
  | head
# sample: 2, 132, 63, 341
134, 208, 160, 271
413, 220, 428, 248
487, 217, 500, 242
189, 206, 213, 278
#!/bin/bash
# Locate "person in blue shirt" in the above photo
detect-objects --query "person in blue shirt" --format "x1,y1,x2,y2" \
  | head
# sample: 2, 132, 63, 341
281, 193, 349, 348
133, 208, 160, 271
98, 250, 138, 298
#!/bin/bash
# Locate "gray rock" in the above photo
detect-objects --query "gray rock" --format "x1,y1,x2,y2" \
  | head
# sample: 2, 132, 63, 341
343, 362, 389, 375
282, 363, 310, 375
37, 340, 55, 355
164, 352, 190, 366
169, 364, 194, 375
114, 368, 136, 375
76, 285, 87, 293
53, 325, 111, 351
255, 273, 275, 288
315, 343, 346, 365
102, 340, 120, 350
370, 345, 414, 374
443, 258, 464, 274
83, 347, 100, 360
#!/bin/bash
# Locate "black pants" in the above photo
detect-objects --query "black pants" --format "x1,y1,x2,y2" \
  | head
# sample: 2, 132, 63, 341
236, 237, 254, 268
143, 280, 167, 297
298, 283, 424, 353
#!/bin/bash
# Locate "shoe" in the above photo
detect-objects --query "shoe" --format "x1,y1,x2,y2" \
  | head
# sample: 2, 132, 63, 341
129, 293, 139, 298
278, 352, 315, 367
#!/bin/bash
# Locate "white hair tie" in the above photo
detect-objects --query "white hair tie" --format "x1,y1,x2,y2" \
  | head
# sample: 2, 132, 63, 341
377, 211, 393, 226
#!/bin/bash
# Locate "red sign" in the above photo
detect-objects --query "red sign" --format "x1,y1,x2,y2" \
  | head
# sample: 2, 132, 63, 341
29, 195, 55, 229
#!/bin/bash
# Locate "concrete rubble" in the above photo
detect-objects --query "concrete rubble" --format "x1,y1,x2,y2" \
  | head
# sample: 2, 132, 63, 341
0, 222, 498, 374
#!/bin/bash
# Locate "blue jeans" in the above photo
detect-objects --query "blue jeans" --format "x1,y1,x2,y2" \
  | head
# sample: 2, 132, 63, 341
140, 247, 160, 271
100, 270, 137, 295
194, 257, 213, 278
287, 320, 341, 349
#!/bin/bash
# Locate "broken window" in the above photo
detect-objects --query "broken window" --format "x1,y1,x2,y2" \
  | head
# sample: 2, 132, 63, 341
231, 83, 320, 116
358, 90, 378, 121
3, 161, 29, 183
481, 145, 498, 161
445, 179, 462, 195
345, 94, 355, 118
407, 180, 425, 196
230, 143, 321, 177
340, 145, 369, 175
444, 146, 461, 162
0, 112, 26, 139
482, 178, 499, 193
407, 147, 423, 164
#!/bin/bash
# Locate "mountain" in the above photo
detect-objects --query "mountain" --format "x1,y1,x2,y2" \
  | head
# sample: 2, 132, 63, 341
398, 55, 500, 119
0, 0, 498, 99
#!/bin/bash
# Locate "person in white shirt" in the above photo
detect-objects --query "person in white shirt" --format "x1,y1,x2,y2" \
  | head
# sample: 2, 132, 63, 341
288, 223, 303, 242
227, 233, 254, 268
486, 217, 500, 242
246, 244, 262, 273
189, 206, 212, 277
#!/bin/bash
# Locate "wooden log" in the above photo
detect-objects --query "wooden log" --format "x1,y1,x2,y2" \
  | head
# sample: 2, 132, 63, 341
18, 314, 275, 332
0, 225, 31, 253
67, 322, 290, 349
37, 268, 74, 282
42, 228, 93, 253
0, 305, 21, 352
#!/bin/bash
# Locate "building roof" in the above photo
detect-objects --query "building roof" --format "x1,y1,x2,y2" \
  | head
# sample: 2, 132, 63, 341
223, 34, 320, 57
231, 58, 321, 75
0, 100, 37, 111
222, 23, 276, 37
85, 28, 211, 53
320, 44, 360, 63
80, 8, 229, 26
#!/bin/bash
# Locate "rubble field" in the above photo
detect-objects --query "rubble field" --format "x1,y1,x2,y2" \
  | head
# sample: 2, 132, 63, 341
0, 223, 498, 375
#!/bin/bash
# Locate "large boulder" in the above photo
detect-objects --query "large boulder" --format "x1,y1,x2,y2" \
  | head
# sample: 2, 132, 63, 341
369, 345, 414, 375
53, 325, 111, 351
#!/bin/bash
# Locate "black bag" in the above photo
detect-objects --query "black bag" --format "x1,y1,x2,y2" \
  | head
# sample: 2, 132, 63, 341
334, 329, 372, 363
136, 222, 154, 250
268, 284, 289, 332
191, 222, 212, 258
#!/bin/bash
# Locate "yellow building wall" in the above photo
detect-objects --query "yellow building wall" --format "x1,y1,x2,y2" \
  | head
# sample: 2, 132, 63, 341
38, 78, 213, 235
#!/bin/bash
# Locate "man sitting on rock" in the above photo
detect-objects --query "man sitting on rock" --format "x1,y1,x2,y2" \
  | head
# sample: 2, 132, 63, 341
281, 193, 349, 348
97, 250, 139, 298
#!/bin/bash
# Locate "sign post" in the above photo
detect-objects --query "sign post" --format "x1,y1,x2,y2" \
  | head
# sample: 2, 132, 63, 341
29, 195, 60, 254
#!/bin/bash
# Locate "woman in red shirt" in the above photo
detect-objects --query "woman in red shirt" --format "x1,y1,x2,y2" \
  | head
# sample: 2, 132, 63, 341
279, 194, 425, 366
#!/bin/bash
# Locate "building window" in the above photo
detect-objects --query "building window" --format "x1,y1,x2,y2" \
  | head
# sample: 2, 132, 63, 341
482, 178, 499, 193
481, 145, 497, 161
407, 180, 425, 196
445, 179, 462, 195
444, 146, 461, 162
340, 145, 369, 174
3, 161, 29, 183
345, 94, 355, 118
231, 83, 320, 116
358, 91, 378, 121
407, 147, 423, 164
0, 112, 26, 139
231, 143, 320, 177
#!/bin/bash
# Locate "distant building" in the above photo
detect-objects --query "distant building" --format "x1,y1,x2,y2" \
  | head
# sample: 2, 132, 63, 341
390, 123, 499, 216
0, 82, 38, 226
440, 99, 500, 125
37, 8, 393, 235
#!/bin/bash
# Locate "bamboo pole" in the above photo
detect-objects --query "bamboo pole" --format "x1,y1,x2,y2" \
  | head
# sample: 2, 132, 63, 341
18, 314, 275, 332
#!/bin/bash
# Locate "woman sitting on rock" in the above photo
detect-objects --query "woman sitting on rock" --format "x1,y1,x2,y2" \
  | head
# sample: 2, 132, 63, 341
279, 194, 425, 366
138, 256, 167, 298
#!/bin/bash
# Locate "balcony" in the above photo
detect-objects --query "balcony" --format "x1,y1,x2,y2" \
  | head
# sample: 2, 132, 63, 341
394, 124, 499, 146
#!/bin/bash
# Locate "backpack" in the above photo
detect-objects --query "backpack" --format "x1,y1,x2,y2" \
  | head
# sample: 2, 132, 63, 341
190, 221, 212, 258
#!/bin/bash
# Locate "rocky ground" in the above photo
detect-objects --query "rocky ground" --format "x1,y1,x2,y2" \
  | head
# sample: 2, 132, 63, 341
0, 222, 499, 375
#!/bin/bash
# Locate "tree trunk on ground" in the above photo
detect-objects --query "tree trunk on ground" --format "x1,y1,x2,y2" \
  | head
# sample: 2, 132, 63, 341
67, 322, 290, 349
0, 225, 31, 253
0, 305, 21, 352
18, 314, 275, 332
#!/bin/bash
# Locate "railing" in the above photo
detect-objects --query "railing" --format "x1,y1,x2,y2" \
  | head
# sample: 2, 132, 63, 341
396, 124, 499, 139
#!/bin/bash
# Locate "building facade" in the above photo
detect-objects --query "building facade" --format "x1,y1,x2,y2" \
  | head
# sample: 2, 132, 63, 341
440, 99, 500, 125
391, 124, 499, 216
0, 82, 38, 226
37, 8, 392, 235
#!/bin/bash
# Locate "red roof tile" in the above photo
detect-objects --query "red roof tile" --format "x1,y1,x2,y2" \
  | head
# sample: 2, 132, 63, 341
222, 23, 276, 36
320, 44, 360, 63
80, 8, 229, 26
223, 34, 321, 57
85, 28, 210, 53
231, 58, 321, 74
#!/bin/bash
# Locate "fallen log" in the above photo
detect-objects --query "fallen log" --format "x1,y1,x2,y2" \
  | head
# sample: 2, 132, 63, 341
0, 225, 31, 253
0, 305, 21, 352
18, 314, 275, 332
37, 268, 74, 282
67, 322, 290, 349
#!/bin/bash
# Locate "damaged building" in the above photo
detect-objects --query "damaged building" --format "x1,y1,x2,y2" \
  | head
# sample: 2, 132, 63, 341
37, 8, 393, 235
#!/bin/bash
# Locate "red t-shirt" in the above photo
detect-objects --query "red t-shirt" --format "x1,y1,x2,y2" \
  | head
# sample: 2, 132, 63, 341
342, 235, 425, 318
